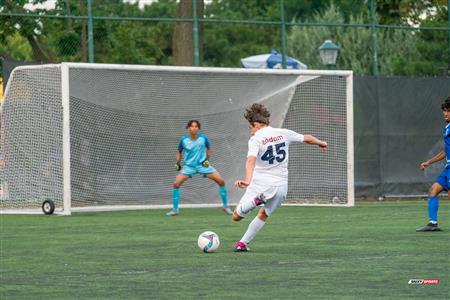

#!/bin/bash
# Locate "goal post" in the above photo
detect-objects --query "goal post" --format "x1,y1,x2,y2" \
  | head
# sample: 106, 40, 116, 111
346, 74, 354, 207
0, 63, 353, 214
61, 63, 72, 215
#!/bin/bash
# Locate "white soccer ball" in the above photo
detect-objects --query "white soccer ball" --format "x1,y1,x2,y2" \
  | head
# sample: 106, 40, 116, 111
197, 231, 220, 253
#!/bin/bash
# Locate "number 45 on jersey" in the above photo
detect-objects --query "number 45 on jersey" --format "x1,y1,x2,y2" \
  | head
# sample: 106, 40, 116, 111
261, 142, 286, 164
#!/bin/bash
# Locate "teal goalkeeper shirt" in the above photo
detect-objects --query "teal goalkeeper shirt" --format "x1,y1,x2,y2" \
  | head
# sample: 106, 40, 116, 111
178, 134, 210, 167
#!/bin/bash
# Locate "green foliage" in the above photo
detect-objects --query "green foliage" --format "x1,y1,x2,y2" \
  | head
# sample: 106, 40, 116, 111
94, 20, 174, 65
202, 0, 281, 67
57, 31, 80, 57
0, 31, 33, 60
88, 0, 176, 64
376, 0, 448, 25
0, 0, 447, 75
287, 3, 446, 75
0, 0, 176, 64
203, 23, 279, 67
201, 0, 367, 67
377, 29, 434, 76
288, 3, 371, 73
0, 0, 57, 61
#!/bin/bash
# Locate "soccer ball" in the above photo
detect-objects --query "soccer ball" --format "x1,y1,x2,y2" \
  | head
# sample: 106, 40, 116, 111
197, 231, 220, 253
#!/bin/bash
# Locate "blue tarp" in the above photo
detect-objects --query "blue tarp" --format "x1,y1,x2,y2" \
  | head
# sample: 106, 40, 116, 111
241, 50, 307, 69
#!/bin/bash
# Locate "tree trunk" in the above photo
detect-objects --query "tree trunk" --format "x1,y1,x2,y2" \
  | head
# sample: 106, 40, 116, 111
78, 0, 88, 62
4, 0, 56, 62
25, 35, 55, 62
173, 0, 203, 66
64, 0, 73, 31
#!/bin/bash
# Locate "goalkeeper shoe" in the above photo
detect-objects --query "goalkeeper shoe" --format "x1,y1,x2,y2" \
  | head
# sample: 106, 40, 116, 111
234, 241, 250, 252
223, 207, 233, 215
166, 210, 179, 217
253, 193, 266, 206
416, 222, 441, 232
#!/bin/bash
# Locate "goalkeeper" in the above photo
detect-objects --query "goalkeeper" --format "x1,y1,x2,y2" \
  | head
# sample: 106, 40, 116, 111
166, 120, 232, 216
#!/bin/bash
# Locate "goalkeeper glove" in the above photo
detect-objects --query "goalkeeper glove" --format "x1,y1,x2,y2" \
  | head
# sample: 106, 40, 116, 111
175, 161, 182, 171
201, 159, 210, 168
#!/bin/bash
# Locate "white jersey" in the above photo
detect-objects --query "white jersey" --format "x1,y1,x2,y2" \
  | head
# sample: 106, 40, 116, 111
247, 126, 304, 187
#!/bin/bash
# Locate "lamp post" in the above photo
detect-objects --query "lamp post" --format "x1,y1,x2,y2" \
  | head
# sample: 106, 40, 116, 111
319, 40, 339, 70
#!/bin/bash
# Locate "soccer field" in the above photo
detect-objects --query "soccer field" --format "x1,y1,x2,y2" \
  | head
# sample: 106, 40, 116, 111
1, 202, 448, 299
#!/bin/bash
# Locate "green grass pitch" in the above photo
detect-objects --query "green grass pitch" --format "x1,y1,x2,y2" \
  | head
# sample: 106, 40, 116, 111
1, 202, 449, 299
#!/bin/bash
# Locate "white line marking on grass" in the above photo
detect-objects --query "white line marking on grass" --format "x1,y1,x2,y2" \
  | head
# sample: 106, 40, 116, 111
278, 254, 415, 265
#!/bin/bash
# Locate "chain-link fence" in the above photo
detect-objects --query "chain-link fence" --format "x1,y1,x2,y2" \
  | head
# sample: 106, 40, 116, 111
0, 0, 449, 76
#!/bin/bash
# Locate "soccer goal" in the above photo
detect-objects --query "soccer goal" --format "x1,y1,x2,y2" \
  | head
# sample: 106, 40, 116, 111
0, 63, 353, 215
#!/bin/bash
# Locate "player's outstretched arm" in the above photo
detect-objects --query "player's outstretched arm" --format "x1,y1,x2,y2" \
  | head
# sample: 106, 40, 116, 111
235, 156, 256, 188
303, 134, 328, 150
420, 150, 445, 170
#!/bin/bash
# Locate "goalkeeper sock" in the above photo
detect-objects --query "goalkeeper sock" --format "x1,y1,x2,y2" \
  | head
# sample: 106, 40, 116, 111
427, 196, 439, 223
241, 216, 265, 244
172, 188, 180, 211
219, 185, 228, 207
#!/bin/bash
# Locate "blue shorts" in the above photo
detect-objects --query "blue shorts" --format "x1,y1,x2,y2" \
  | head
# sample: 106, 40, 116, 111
179, 164, 217, 178
435, 166, 450, 191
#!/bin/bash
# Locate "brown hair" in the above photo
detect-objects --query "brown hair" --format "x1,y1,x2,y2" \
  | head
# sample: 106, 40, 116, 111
244, 103, 270, 125
186, 120, 201, 129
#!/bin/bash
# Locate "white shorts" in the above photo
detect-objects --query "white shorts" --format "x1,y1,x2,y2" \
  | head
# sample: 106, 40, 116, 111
236, 183, 288, 218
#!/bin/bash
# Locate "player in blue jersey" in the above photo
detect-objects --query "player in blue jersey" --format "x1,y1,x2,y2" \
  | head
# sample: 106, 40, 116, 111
416, 96, 450, 231
166, 120, 232, 216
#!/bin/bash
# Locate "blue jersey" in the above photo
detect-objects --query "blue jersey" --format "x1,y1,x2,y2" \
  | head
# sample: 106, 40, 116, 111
178, 134, 210, 167
444, 123, 450, 165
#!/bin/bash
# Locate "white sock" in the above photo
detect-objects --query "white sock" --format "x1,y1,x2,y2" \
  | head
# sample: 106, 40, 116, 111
241, 217, 265, 244
236, 199, 257, 217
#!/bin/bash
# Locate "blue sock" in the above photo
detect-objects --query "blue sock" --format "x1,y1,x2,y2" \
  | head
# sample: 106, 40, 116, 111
428, 196, 439, 223
219, 185, 228, 207
172, 188, 180, 211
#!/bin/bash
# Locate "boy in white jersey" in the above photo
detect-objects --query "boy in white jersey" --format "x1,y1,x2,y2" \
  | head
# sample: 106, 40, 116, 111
233, 103, 328, 252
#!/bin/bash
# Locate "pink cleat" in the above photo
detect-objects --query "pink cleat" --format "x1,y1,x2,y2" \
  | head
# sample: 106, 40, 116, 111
253, 193, 266, 206
234, 241, 250, 252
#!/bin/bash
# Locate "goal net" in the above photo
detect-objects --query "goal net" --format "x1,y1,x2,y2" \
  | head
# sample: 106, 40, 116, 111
0, 63, 353, 214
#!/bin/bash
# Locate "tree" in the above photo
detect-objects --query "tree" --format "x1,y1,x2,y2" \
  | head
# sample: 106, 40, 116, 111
413, 3, 449, 75
0, 0, 57, 62
201, 0, 369, 68
287, 3, 437, 75
80, 0, 176, 65
0, 0, 177, 65
375, 0, 447, 25
203, 0, 280, 67
288, 3, 370, 73
0, 0, 447, 75
173, 0, 203, 66
0, 32, 33, 61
